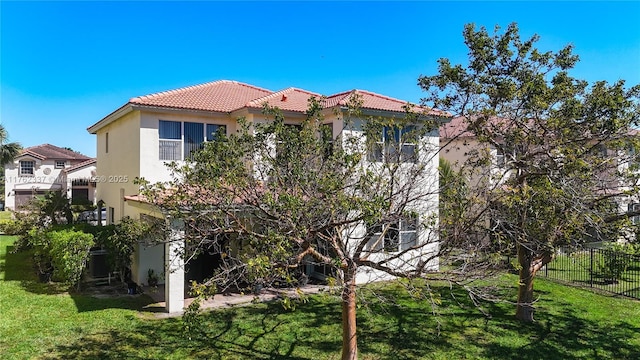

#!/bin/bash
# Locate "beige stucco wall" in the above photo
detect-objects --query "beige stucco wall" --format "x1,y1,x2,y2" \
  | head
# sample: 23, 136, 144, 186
122, 201, 166, 285
439, 136, 498, 188
139, 110, 237, 184
95, 110, 141, 224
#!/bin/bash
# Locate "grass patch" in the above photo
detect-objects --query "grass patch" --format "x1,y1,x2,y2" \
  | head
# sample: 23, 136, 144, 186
0, 211, 12, 221
2, 235, 640, 359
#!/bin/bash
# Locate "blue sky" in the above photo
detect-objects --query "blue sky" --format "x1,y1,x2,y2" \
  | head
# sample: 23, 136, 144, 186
1, 1, 639, 157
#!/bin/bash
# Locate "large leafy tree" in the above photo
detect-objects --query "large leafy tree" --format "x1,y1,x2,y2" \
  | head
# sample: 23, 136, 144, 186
420, 23, 640, 321
0, 124, 21, 167
141, 97, 447, 359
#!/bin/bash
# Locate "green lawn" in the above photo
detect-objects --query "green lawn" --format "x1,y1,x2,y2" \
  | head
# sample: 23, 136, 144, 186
2, 235, 640, 359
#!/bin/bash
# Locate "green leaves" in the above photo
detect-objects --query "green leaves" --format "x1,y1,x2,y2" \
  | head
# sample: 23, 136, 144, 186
46, 229, 94, 286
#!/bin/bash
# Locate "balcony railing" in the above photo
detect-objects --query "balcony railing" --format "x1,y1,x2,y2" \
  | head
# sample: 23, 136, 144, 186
159, 140, 181, 161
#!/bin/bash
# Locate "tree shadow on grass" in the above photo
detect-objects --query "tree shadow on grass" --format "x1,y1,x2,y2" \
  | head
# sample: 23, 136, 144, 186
480, 305, 640, 360
39, 281, 640, 360
44, 299, 343, 360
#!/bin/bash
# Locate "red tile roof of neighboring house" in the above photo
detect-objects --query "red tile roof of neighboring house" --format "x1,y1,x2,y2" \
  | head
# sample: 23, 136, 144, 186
19, 144, 91, 161
440, 116, 517, 139
439, 116, 475, 139
129, 80, 273, 113
65, 158, 96, 173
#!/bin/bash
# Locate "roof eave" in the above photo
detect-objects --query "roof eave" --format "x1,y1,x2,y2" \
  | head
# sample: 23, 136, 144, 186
244, 106, 307, 119
87, 103, 134, 134
88, 103, 235, 134
128, 104, 230, 118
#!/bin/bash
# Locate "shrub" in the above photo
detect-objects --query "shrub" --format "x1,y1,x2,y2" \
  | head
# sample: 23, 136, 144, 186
103, 217, 150, 281
46, 229, 94, 288
0, 219, 21, 235
597, 246, 630, 283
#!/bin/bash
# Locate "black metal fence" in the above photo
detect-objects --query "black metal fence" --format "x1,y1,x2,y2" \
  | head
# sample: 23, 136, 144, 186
542, 247, 640, 299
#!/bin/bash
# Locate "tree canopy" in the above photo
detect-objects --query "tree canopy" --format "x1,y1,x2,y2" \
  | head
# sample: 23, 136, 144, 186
420, 23, 640, 321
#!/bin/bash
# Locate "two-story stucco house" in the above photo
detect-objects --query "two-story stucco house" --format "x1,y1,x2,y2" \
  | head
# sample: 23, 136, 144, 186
88, 80, 446, 312
4, 144, 97, 210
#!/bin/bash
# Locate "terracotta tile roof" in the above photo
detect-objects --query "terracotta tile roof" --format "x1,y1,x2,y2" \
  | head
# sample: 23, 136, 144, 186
90, 80, 447, 133
325, 89, 445, 116
440, 116, 516, 139
246, 88, 321, 113
19, 144, 91, 161
65, 158, 96, 173
129, 80, 443, 115
439, 116, 474, 139
129, 80, 273, 113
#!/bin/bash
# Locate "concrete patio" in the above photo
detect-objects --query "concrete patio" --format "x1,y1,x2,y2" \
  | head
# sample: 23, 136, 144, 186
141, 284, 331, 318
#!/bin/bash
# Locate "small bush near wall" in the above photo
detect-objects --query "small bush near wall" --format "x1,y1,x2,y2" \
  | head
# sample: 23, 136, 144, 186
46, 229, 94, 288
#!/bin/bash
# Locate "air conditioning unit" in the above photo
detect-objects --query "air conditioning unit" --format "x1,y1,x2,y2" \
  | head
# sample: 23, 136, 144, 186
88, 249, 109, 279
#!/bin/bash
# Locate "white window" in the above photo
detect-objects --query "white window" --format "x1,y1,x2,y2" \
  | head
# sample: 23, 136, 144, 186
206, 124, 226, 142
159, 121, 227, 161
159, 120, 182, 161
366, 214, 418, 253
19, 160, 35, 176
369, 125, 417, 163
629, 203, 640, 225
55, 160, 66, 169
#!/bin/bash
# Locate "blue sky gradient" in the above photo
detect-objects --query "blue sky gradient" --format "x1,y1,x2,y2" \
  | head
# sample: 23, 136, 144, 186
2, 1, 639, 157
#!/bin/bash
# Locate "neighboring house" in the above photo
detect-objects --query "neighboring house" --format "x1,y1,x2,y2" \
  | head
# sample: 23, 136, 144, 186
439, 116, 640, 241
439, 116, 513, 188
87, 80, 446, 312
4, 144, 96, 210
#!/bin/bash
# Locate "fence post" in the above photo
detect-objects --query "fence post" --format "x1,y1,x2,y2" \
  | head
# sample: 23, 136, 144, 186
590, 248, 594, 288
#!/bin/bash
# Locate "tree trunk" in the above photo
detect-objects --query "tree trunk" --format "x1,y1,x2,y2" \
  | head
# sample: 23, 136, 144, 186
341, 266, 358, 360
515, 244, 535, 322
515, 243, 552, 322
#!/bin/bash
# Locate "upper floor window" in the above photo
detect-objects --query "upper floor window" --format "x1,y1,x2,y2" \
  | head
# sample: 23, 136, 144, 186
159, 120, 182, 161
159, 120, 227, 161
19, 160, 35, 176
184, 122, 204, 160
55, 160, 66, 169
185, 122, 228, 159
369, 125, 417, 163
207, 124, 226, 141
366, 214, 418, 253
